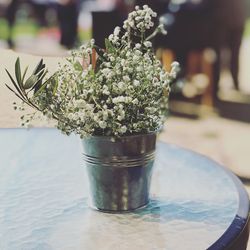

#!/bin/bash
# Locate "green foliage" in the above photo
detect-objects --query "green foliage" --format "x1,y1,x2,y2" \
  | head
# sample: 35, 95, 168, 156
5, 6, 179, 138
5, 57, 49, 109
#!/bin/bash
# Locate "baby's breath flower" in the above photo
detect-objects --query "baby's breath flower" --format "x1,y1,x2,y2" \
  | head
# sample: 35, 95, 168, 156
114, 27, 120, 36
158, 24, 167, 35
86, 48, 92, 54
10, 5, 178, 138
108, 34, 114, 41
144, 41, 152, 48
90, 39, 95, 46
118, 81, 125, 90
171, 61, 180, 68
133, 80, 140, 86
132, 98, 139, 105
99, 121, 107, 129
123, 75, 130, 82
120, 126, 127, 134
135, 43, 141, 49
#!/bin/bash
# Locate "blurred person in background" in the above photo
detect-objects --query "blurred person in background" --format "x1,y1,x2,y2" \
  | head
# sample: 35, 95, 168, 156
114, 0, 134, 22
5, 0, 18, 48
31, 0, 49, 26
135, 0, 246, 98
216, 0, 246, 91
5, 0, 50, 48
114, 0, 134, 27
57, 0, 80, 48
135, 0, 167, 16
4, 0, 80, 49
92, 0, 133, 48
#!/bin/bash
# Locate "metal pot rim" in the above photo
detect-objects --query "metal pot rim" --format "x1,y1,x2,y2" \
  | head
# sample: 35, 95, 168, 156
82, 126, 163, 140
83, 131, 157, 141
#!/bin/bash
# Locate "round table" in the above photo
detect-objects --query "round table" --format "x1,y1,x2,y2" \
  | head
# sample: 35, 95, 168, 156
0, 128, 249, 250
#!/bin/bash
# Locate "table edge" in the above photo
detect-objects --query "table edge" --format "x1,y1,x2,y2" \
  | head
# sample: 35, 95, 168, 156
157, 141, 250, 250
1, 128, 249, 249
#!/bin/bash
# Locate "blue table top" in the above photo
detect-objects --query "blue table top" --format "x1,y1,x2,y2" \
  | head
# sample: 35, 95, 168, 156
0, 128, 249, 250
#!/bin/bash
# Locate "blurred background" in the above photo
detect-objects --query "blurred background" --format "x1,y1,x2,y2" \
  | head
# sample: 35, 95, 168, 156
1, 0, 250, 203
0, 0, 249, 101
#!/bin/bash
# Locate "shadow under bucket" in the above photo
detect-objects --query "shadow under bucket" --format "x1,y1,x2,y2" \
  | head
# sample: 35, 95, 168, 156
81, 133, 156, 212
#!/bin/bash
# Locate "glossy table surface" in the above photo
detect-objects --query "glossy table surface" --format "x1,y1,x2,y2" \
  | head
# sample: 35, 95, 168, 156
0, 128, 249, 250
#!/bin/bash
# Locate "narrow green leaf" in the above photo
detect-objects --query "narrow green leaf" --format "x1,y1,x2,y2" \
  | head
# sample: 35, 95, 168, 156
33, 67, 45, 81
31, 66, 47, 92
15, 57, 22, 84
37, 69, 48, 81
34, 73, 56, 97
33, 59, 44, 75
31, 69, 48, 92
35, 64, 46, 78
33, 82, 47, 96
5, 69, 26, 99
5, 84, 25, 102
5, 84, 33, 107
23, 75, 39, 89
21, 66, 28, 85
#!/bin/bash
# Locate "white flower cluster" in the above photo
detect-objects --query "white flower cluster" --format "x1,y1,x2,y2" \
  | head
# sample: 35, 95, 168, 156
123, 5, 157, 32
30, 6, 179, 138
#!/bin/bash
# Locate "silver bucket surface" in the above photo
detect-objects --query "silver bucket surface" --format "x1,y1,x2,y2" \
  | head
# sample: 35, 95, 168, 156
81, 133, 156, 212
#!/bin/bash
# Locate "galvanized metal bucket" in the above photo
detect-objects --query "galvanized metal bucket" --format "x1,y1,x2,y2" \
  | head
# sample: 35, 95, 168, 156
81, 133, 156, 212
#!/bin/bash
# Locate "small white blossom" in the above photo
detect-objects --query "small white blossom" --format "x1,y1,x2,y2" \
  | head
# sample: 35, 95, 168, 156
81, 70, 88, 78
108, 34, 114, 41
171, 61, 180, 68
113, 96, 124, 104
133, 55, 139, 61
144, 41, 152, 48
99, 121, 107, 129
90, 39, 95, 46
120, 125, 127, 134
102, 85, 110, 95
136, 66, 143, 72
126, 51, 131, 57
135, 43, 141, 49
114, 27, 120, 36
102, 68, 111, 75
134, 50, 142, 56
121, 59, 126, 66
117, 115, 124, 121
86, 48, 92, 54
132, 98, 139, 105
118, 81, 125, 90
123, 75, 130, 82
133, 80, 140, 86
158, 24, 167, 35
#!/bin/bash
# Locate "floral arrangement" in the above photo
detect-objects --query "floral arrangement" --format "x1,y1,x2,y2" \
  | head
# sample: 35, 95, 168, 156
6, 5, 179, 138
